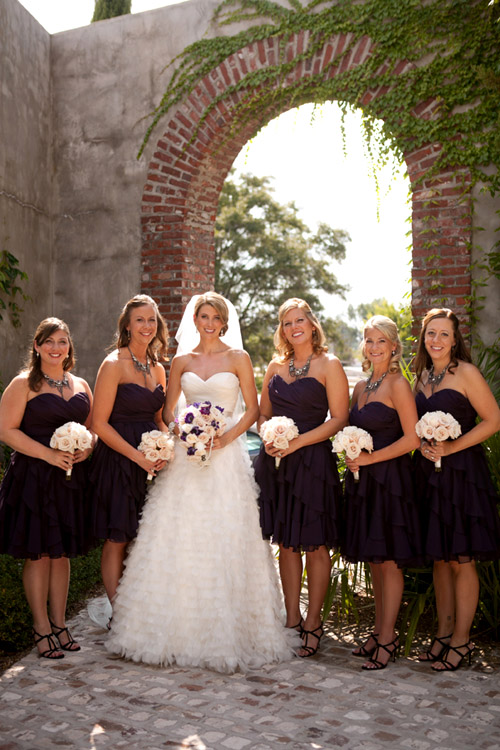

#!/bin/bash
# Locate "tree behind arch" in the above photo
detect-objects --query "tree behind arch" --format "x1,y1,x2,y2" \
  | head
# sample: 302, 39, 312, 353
91, 0, 131, 22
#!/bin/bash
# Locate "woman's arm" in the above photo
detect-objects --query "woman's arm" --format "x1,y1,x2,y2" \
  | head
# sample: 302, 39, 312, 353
213, 351, 259, 449
0, 375, 75, 470
257, 362, 277, 432
72, 377, 96, 464
162, 355, 184, 431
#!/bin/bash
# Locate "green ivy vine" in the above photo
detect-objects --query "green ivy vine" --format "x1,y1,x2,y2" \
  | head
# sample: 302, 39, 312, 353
140, 0, 500, 196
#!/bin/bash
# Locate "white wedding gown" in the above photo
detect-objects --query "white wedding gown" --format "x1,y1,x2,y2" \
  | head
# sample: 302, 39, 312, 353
106, 372, 295, 673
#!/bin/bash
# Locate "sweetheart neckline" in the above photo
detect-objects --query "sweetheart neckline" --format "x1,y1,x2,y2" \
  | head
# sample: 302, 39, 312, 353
272, 373, 326, 390
354, 400, 397, 414
27, 391, 90, 405
182, 371, 239, 383
117, 382, 165, 395
416, 387, 468, 402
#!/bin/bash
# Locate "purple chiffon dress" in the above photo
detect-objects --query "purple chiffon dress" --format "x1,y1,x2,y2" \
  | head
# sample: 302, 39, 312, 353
0, 392, 91, 559
89, 382, 165, 543
414, 388, 500, 562
255, 375, 342, 551
342, 401, 422, 567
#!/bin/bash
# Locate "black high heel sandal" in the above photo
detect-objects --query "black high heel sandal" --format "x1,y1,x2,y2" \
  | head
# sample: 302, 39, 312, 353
362, 636, 399, 671
32, 628, 64, 659
431, 641, 475, 672
418, 633, 452, 662
352, 632, 379, 657
50, 619, 81, 652
299, 625, 324, 658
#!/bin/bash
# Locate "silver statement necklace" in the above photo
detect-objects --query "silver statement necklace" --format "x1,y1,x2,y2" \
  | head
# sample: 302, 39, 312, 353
364, 371, 387, 393
427, 363, 449, 392
43, 373, 70, 397
128, 345, 151, 382
289, 354, 313, 379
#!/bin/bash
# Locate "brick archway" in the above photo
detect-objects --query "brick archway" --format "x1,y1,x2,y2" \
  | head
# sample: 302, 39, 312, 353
140, 32, 472, 337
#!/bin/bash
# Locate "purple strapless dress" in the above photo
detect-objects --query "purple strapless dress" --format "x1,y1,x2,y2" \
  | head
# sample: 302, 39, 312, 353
89, 383, 165, 543
414, 388, 500, 562
0, 392, 91, 559
255, 375, 342, 551
342, 401, 422, 566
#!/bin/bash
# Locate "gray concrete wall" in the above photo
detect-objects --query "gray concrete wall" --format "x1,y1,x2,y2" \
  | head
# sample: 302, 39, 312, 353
50, 0, 230, 386
0, 0, 54, 385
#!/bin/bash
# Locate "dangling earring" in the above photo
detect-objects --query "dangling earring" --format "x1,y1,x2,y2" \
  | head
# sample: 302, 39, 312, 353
312, 328, 317, 339
127, 330, 131, 341
391, 350, 396, 356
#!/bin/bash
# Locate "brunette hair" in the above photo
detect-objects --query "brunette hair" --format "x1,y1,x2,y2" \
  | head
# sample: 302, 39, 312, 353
194, 292, 229, 336
26, 318, 75, 392
273, 298, 328, 363
115, 294, 168, 362
413, 308, 471, 384
361, 315, 402, 374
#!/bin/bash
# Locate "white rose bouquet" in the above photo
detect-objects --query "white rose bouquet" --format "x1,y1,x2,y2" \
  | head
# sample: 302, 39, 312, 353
332, 426, 373, 482
177, 401, 227, 466
415, 411, 461, 471
49, 421, 93, 480
137, 429, 175, 483
259, 416, 299, 468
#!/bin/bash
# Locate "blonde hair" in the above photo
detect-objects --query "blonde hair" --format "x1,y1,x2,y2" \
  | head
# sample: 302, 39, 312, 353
194, 292, 229, 336
115, 294, 168, 363
361, 315, 402, 374
273, 298, 328, 363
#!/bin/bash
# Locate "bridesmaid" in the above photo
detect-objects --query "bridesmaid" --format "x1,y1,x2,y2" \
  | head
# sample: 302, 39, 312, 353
255, 298, 349, 657
0, 318, 93, 658
89, 294, 168, 612
343, 315, 421, 670
414, 308, 500, 671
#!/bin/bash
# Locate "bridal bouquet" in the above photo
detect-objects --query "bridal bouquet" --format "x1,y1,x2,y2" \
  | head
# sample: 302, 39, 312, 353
415, 411, 461, 471
50, 421, 93, 480
259, 416, 299, 468
138, 430, 176, 483
332, 426, 373, 482
177, 401, 227, 466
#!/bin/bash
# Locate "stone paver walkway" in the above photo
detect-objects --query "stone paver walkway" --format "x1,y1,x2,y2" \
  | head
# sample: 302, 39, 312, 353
1, 598, 500, 750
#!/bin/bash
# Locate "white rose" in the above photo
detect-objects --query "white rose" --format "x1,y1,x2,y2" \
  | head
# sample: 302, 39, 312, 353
273, 436, 289, 449
434, 426, 449, 442
185, 433, 198, 444
345, 443, 360, 459
450, 422, 462, 439
422, 424, 435, 441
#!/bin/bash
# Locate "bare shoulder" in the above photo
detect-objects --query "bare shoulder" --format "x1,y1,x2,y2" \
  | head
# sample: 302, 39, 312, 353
228, 347, 252, 366
3, 371, 30, 397
389, 371, 412, 393
321, 352, 346, 375
170, 352, 193, 373
71, 374, 92, 393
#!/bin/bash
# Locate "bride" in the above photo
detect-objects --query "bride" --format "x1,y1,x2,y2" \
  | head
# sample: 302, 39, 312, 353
106, 292, 295, 672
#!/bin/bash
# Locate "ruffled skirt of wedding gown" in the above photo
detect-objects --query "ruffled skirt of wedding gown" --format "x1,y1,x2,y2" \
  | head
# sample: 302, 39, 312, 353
106, 435, 296, 673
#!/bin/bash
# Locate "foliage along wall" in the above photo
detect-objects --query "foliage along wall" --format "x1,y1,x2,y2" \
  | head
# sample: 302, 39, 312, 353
139, 0, 500, 338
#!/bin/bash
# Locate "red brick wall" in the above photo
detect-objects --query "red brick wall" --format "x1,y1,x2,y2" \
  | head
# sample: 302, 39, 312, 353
140, 33, 472, 343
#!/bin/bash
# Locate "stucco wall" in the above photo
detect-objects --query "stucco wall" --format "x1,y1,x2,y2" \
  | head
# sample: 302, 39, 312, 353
50, 0, 234, 386
0, 0, 53, 383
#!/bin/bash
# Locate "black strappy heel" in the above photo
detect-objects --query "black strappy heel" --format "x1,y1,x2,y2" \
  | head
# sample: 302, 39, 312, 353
50, 620, 81, 651
352, 632, 379, 657
299, 625, 324, 658
32, 628, 64, 659
431, 641, 475, 672
362, 636, 399, 670
418, 633, 452, 662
